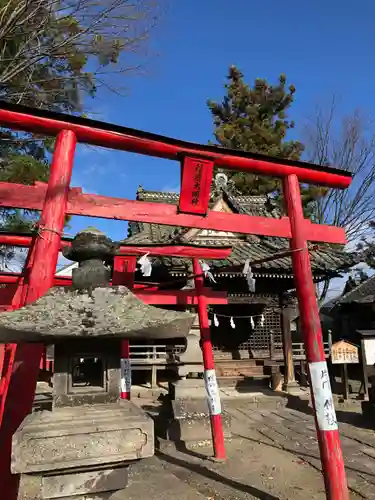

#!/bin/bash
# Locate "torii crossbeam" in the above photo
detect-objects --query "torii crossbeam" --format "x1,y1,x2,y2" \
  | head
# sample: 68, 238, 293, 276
0, 101, 351, 500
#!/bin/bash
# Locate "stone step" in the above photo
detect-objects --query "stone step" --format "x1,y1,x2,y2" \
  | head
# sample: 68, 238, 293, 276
215, 355, 257, 362
217, 375, 270, 387
263, 359, 280, 367
215, 358, 258, 364
216, 367, 265, 377
215, 359, 280, 375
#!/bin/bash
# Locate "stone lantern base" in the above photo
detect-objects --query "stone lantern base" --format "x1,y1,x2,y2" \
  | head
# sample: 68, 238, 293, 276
12, 401, 154, 499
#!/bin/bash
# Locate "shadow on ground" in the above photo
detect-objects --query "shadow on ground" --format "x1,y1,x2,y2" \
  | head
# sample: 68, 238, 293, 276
285, 394, 375, 431
156, 450, 281, 500
234, 374, 287, 394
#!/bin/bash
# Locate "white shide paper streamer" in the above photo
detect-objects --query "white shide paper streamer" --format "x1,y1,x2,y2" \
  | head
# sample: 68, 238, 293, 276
120, 358, 132, 393
200, 260, 217, 283
309, 361, 338, 431
204, 369, 221, 415
138, 253, 152, 277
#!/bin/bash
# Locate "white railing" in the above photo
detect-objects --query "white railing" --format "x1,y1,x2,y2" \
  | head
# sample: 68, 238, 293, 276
129, 341, 330, 364
130, 344, 185, 365
44, 342, 330, 369
292, 341, 330, 360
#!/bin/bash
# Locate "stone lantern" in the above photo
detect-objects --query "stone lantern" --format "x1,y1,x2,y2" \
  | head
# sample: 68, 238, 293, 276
0, 228, 194, 500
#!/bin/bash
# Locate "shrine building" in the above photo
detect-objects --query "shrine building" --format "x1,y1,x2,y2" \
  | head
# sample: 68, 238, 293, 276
123, 183, 353, 389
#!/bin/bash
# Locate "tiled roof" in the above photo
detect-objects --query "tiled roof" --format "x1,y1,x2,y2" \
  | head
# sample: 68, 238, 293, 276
339, 275, 375, 304
125, 187, 354, 277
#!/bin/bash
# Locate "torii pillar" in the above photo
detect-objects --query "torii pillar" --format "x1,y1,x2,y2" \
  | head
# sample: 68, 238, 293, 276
284, 174, 348, 500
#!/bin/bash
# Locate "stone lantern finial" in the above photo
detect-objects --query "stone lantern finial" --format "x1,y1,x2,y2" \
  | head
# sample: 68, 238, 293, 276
62, 227, 118, 292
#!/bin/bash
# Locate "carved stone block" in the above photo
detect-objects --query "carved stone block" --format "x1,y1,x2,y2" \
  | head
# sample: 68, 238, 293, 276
170, 378, 206, 400
12, 402, 154, 499
18, 466, 129, 500
12, 402, 153, 474
167, 399, 231, 445
53, 339, 121, 408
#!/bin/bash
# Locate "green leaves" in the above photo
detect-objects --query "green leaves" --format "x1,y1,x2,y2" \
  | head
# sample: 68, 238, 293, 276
208, 67, 323, 212
0, 0, 160, 234
0, 153, 49, 185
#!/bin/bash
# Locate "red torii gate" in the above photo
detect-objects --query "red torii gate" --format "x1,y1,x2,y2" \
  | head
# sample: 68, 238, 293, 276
0, 239, 231, 459
0, 102, 352, 500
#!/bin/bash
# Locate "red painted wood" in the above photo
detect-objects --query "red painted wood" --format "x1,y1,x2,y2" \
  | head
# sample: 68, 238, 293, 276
0, 248, 36, 430
0, 275, 24, 284
0, 233, 70, 251
0, 275, 228, 305
0, 283, 18, 304
283, 174, 349, 500
0, 182, 347, 244
193, 259, 226, 460
112, 256, 135, 400
0, 102, 354, 500
0, 274, 74, 287
0, 345, 16, 426
0, 107, 352, 188
0, 130, 77, 500
135, 289, 228, 305
0, 234, 43, 247
118, 245, 232, 259
27, 132, 76, 305
0, 233, 232, 260
40, 346, 47, 371
19, 235, 37, 308
179, 157, 213, 215
0, 346, 4, 382
121, 341, 130, 359
112, 256, 136, 288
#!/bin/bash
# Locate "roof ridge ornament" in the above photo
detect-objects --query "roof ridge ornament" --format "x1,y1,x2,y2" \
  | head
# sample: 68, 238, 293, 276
214, 172, 228, 191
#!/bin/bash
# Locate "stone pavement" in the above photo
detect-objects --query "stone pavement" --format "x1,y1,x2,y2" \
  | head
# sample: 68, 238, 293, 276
226, 400, 375, 498
110, 398, 375, 499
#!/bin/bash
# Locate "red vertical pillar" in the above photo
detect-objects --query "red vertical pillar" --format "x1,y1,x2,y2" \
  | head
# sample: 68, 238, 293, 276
0, 253, 37, 428
193, 258, 226, 460
283, 174, 349, 500
40, 346, 47, 371
0, 130, 76, 500
113, 255, 136, 400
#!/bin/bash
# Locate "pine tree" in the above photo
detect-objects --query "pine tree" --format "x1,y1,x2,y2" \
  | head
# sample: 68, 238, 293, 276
207, 66, 324, 212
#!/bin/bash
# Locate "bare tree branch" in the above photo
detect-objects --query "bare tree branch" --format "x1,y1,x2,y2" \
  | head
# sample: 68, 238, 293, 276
0, 0, 161, 107
305, 98, 375, 241
303, 97, 375, 303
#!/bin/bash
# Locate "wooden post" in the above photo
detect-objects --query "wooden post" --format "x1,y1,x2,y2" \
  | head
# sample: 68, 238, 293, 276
283, 174, 349, 500
300, 360, 308, 386
269, 332, 275, 360
151, 365, 157, 389
341, 364, 349, 400
360, 338, 370, 401
0, 130, 76, 499
280, 296, 296, 390
328, 331, 333, 352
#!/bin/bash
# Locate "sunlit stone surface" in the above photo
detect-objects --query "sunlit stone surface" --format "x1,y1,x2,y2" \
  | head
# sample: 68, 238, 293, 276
0, 285, 194, 342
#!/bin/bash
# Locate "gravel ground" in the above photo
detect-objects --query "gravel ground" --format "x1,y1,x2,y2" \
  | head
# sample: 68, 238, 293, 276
111, 400, 375, 499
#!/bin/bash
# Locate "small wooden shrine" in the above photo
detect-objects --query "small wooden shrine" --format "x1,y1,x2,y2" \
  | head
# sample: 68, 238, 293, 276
124, 183, 352, 385
328, 274, 375, 345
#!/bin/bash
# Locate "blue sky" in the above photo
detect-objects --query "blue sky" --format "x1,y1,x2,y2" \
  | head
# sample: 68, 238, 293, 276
65, 1, 375, 294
